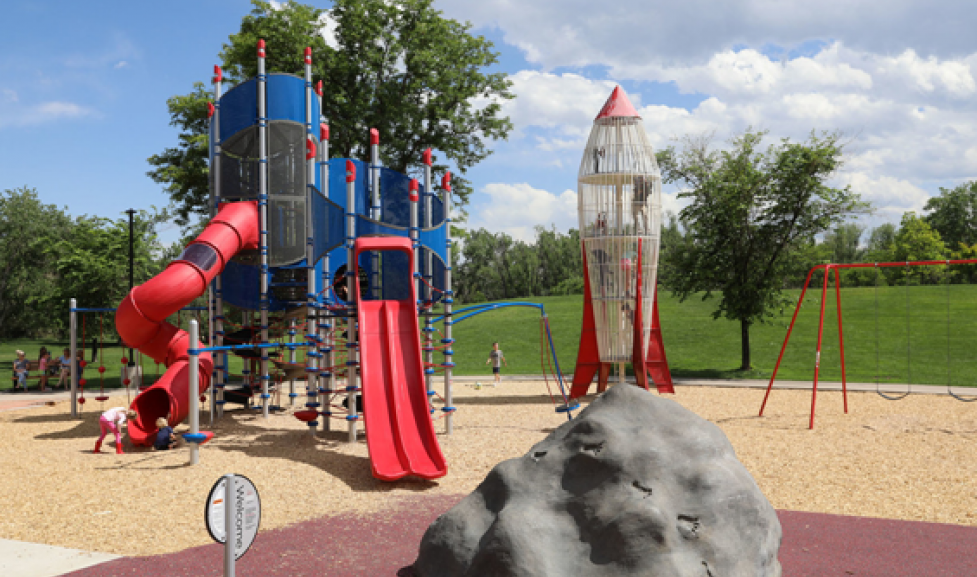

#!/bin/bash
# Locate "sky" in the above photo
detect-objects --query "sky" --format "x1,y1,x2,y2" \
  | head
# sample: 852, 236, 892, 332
2, 1, 976, 245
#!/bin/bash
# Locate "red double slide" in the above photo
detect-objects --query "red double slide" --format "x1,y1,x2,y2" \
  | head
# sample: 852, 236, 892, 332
116, 202, 259, 446
354, 237, 447, 481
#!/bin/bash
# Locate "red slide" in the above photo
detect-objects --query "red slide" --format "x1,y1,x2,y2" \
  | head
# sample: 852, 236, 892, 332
354, 237, 447, 481
116, 202, 260, 446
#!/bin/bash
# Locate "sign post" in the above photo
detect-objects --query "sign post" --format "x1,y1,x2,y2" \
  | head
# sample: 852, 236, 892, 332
206, 473, 261, 576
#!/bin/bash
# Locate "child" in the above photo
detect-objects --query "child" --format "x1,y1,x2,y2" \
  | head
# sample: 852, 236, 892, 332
485, 342, 507, 386
37, 351, 50, 392
94, 407, 137, 454
57, 348, 71, 389
154, 417, 178, 451
13, 350, 29, 391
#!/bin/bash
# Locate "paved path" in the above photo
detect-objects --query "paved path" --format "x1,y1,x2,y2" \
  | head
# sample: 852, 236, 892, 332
0, 539, 120, 577
58, 495, 977, 576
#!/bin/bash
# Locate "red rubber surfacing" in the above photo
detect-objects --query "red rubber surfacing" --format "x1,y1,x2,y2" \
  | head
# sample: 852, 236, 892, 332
63, 496, 977, 576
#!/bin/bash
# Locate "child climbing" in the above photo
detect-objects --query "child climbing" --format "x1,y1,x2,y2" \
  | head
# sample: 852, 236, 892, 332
94, 407, 137, 454
485, 342, 507, 386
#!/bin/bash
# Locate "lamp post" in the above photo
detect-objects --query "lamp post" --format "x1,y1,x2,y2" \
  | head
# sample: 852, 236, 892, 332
125, 208, 136, 372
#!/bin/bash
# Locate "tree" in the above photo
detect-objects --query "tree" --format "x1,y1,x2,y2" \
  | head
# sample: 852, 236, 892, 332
42, 209, 171, 316
150, 0, 513, 231
866, 223, 896, 260
822, 223, 864, 264
923, 180, 977, 251
891, 212, 947, 285
0, 187, 73, 338
658, 130, 868, 370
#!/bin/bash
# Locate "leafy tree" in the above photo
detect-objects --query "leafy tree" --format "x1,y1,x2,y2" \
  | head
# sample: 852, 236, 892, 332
535, 225, 581, 294
923, 180, 977, 251
658, 211, 687, 289
822, 223, 864, 264
657, 130, 868, 370
43, 209, 170, 317
456, 228, 515, 301
0, 187, 73, 338
150, 0, 513, 231
891, 212, 947, 285
455, 226, 583, 302
866, 223, 896, 261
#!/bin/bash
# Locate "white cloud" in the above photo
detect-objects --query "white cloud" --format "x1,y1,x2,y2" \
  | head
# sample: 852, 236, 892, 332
846, 174, 930, 218
0, 101, 94, 128
468, 183, 578, 242
446, 3, 977, 238
114, 60, 128, 69
439, 0, 977, 70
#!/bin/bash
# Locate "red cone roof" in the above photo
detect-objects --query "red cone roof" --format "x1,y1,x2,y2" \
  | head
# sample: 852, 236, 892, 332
595, 86, 640, 120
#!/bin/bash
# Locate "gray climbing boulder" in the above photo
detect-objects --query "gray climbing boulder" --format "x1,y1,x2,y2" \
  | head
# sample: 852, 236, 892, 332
413, 384, 781, 576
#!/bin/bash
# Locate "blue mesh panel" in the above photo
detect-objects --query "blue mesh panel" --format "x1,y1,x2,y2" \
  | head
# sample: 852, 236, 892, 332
355, 215, 408, 238
313, 191, 345, 261
429, 194, 444, 228
378, 167, 411, 227
327, 158, 370, 213
222, 260, 260, 311
218, 74, 320, 153
220, 79, 257, 142
416, 246, 447, 303
380, 250, 412, 301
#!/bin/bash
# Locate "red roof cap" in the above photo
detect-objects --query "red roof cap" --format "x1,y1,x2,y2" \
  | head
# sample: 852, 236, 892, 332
595, 86, 640, 120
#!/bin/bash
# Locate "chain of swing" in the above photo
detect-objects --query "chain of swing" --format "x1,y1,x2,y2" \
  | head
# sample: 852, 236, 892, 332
873, 261, 977, 402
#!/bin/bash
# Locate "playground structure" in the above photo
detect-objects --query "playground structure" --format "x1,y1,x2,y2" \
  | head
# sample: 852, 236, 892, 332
759, 258, 977, 429
570, 86, 674, 398
101, 41, 460, 481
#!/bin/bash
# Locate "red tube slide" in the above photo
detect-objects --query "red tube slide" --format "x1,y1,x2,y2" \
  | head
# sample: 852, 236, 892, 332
116, 201, 259, 446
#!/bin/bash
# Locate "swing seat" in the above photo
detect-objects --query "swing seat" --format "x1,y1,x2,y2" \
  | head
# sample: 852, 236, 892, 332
77, 397, 86, 405
294, 409, 318, 422
95, 395, 109, 402
182, 431, 214, 445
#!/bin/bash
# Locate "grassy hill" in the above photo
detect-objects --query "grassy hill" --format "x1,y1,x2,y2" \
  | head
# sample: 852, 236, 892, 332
446, 285, 977, 387
4, 285, 976, 391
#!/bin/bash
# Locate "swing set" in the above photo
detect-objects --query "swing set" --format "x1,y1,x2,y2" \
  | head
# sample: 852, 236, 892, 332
759, 258, 977, 429
67, 303, 207, 416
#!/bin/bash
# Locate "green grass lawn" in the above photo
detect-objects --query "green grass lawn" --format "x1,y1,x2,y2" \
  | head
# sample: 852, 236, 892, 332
4, 285, 977, 391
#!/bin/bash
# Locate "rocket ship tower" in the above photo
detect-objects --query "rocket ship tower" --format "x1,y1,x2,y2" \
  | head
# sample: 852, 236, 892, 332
569, 87, 674, 398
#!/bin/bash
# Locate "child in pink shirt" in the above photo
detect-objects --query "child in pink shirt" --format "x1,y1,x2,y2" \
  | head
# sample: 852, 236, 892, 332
94, 407, 137, 454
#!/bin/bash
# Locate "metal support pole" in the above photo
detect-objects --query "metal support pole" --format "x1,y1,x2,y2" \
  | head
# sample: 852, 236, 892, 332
758, 265, 822, 417
370, 129, 381, 300
257, 39, 270, 419
288, 320, 296, 407
410, 177, 426, 409
70, 298, 77, 417
422, 150, 434, 399
125, 209, 136, 368
213, 65, 226, 420
189, 320, 200, 466
346, 161, 359, 443
810, 266, 832, 430
833, 267, 849, 414
318, 119, 332, 432
442, 172, 454, 435
304, 47, 319, 435
223, 473, 235, 576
